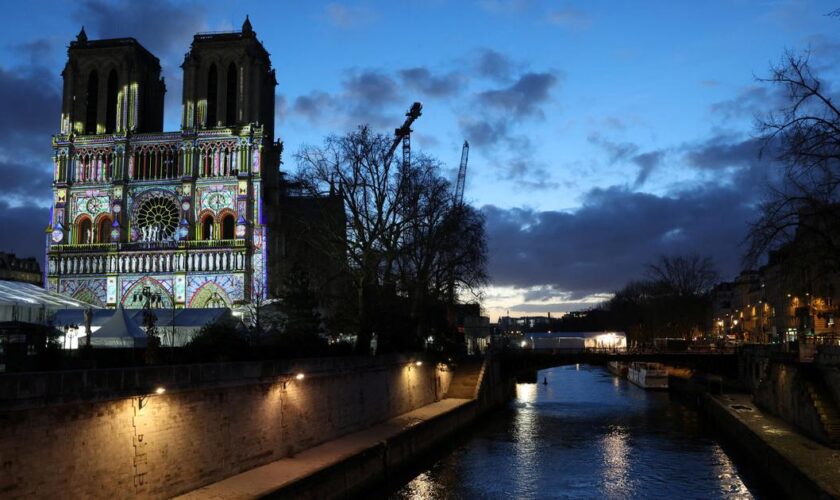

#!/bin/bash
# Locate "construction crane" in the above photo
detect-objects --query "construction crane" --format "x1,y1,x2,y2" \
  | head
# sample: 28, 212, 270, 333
387, 102, 422, 168
454, 140, 469, 204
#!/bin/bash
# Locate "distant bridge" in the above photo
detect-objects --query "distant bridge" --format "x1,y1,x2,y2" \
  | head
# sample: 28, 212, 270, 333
498, 349, 738, 382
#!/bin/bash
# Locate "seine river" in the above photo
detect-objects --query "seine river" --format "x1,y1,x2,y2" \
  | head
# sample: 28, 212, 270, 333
381, 365, 762, 499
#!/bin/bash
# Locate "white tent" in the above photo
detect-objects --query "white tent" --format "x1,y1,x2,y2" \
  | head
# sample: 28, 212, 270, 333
80, 306, 148, 348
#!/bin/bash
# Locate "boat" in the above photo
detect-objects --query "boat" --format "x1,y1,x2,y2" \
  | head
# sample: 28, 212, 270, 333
627, 362, 668, 390
607, 361, 628, 377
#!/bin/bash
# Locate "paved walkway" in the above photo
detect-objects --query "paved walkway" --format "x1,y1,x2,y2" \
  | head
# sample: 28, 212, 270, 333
711, 393, 840, 497
176, 398, 472, 500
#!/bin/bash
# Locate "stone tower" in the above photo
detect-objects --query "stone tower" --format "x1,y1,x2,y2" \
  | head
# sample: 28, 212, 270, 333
60, 27, 165, 136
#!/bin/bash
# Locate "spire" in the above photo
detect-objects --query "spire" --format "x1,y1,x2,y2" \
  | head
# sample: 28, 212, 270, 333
77, 26, 88, 44
242, 15, 253, 35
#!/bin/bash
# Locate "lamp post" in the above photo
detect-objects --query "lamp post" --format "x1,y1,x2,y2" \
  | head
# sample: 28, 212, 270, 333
133, 285, 163, 364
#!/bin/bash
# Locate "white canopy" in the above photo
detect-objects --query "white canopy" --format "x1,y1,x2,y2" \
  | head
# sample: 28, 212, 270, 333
82, 306, 148, 348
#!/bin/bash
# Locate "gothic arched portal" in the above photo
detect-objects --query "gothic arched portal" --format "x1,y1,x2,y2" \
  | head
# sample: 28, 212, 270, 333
189, 282, 230, 308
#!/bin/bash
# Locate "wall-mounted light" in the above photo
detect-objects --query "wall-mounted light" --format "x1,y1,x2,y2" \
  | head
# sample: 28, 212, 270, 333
281, 373, 305, 389
138, 385, 166, 409
414, 361, 423, 367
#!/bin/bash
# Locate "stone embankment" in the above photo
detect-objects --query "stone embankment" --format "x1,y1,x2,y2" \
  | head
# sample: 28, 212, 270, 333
179, 356, 512, 499
0, 354, 511, 499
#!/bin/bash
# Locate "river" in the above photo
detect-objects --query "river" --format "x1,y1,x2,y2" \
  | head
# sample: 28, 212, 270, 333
382, 364, 762, 499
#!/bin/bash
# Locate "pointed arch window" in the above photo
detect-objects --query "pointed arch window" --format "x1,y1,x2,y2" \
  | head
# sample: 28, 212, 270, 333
225, 62, 237, 126
206, 64, 218, 127
221, 213, 235, 240
77, 217, 93, 244
105, 70, 118, 133
84, 70, 99, 134
201, 214, 214, 240
98, 216, 112, 243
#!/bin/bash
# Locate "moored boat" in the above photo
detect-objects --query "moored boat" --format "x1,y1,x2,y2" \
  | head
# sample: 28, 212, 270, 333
627, 362, 668, 390
607, 361, 628, 377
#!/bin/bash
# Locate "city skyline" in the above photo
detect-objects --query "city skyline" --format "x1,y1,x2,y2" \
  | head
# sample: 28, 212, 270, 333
0, 1, 838, 319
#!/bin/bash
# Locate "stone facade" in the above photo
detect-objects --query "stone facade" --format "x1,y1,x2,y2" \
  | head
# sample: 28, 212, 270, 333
45, 19, 279, 309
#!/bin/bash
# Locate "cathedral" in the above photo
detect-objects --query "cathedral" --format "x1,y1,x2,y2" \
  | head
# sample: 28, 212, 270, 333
45, 17, 280, 309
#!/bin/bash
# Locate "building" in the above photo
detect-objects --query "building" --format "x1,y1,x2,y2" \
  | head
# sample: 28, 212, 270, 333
0, 253, 41, 286
45, 18, 279, 309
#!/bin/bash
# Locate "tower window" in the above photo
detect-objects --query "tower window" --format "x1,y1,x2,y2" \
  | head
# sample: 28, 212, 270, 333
221, 213, 235, 240
98, 216, 112, 243
77, 217, 92, 244
226, 62, 237, 126
105, 70, 118, 133
201, 214, 214, 240
85, 70, 99, 134
206, 64, 218, 127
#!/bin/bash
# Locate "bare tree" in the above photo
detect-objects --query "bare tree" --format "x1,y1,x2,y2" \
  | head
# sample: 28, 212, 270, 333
747, 52, 840, 272
295, 125, 488, 352
646, 254, 718, 296
295, 126, 409, 352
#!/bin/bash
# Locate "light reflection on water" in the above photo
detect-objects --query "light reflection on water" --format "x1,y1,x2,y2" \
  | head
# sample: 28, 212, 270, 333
389, 365, 759, 499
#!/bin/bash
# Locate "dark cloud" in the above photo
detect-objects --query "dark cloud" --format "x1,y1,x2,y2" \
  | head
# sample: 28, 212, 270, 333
398, 67, 462, 98
684, 135, 766, 170
631, 150, 664, 187
587, 134, 665, 187
483, 183, 756, 298
0, 159, 53, 201
477, 72, 559, 119
343, 70, 401, 107
290, 70, 402, 128
0, 202, 50, 264
73, 0, 206, 62
709, 86, 775, 120
0, 66, 60, 152
475, 49, 518, 82
293, 91, 336, 123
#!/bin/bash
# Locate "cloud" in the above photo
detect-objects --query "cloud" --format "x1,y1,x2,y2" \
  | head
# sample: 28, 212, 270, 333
324, 3, 376, 28
587, 134, 665, 187
398, 67, 463, 98
475, 49, 519, 82
0, 201, 50, 264
476, 72, 559, 119
72, 0, 206, 62
546, 7, 592, 30
709, 86, 775, 120
683, 135, 766, 171
482, 183, 756, 298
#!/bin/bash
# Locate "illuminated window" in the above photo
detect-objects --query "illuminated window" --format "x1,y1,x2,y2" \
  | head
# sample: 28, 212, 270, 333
206, 64, 218, 127
85, 70, 98, 134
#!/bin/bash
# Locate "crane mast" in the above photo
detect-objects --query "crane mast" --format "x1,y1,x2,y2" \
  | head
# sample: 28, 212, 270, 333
455, 141, 469, 204
388, 102, 422, 168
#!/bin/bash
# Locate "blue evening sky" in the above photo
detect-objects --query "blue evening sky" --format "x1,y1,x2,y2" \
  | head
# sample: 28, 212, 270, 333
0, 1, 838, 319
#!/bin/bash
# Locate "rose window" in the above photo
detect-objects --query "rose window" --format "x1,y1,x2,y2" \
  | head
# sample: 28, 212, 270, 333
137, 196, 179, 240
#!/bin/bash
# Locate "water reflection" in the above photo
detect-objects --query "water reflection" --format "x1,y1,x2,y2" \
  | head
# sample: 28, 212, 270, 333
388, 365, 760, 499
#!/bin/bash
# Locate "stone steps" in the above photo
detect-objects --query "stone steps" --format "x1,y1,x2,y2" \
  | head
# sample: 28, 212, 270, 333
445, 360, 485, 399
804, 378, 840, 448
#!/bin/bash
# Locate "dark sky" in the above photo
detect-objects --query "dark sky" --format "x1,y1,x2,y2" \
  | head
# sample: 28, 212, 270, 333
0, 1, 838, 318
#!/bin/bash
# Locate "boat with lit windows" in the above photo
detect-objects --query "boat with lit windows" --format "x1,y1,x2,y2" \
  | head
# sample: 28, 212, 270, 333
627, 362, 668, 390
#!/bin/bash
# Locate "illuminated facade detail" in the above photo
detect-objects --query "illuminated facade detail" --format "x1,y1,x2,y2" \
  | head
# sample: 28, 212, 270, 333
47, 19, 278, 308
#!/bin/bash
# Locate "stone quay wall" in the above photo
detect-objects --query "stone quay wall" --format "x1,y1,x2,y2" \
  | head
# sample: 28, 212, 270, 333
0, 355, 452, 499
